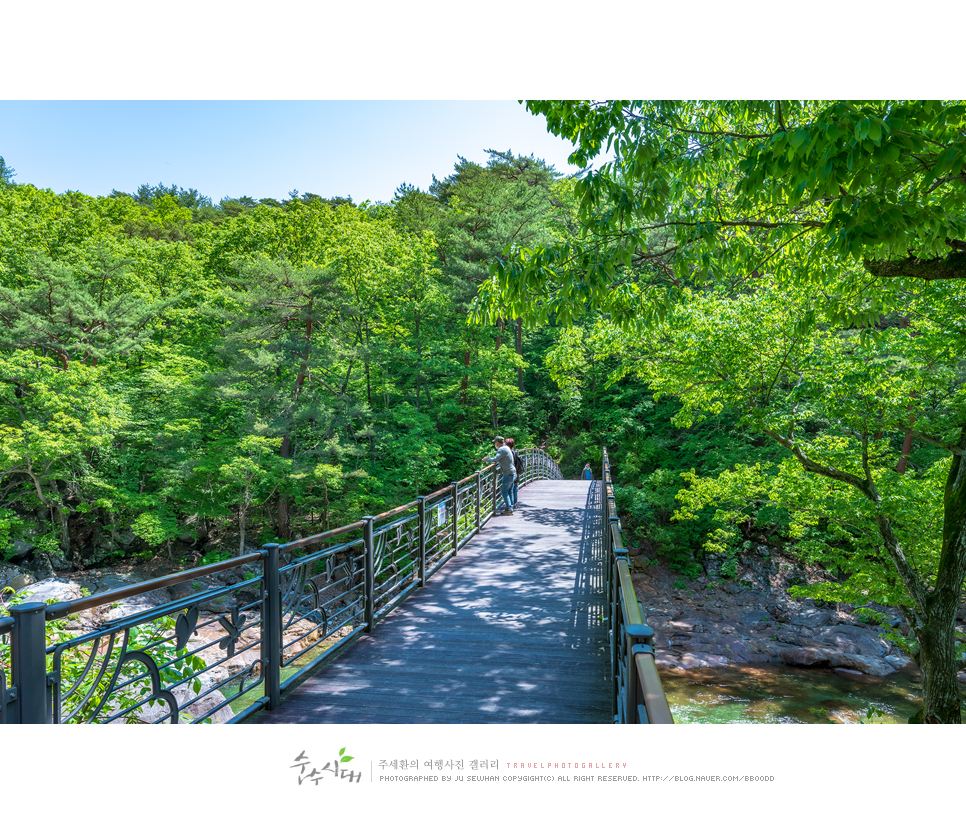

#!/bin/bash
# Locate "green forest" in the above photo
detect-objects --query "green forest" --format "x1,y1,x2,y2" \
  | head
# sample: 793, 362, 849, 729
2, 100, 966, 722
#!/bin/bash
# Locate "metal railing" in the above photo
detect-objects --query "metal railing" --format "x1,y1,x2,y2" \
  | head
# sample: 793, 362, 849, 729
0, 448, 563, 724
602, 447, 674, 724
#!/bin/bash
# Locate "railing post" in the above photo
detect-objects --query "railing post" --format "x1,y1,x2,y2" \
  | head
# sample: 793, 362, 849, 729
605, 450, 623, 721
610, 544, 620, 721
9, 602, 50, 724
450, 482, 459, 553
625, 623, 655, 724
474, 471, 481, 533
363, 516, 375, 630
262, 544, 282, 711
417, 497, 427, 586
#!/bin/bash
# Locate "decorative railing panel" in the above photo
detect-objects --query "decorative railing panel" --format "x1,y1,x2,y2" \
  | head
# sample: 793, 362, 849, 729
481, 466, 500, 523
0, 614, 13, 724
0, 448, 564, 724
602, 447, 674, 725
519, 447, 564, 487
49, 576, 265, 724
278, 525, 368, 684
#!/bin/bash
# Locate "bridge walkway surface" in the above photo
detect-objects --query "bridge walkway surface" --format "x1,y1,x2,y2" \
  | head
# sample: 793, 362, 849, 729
249, 479, 610, 724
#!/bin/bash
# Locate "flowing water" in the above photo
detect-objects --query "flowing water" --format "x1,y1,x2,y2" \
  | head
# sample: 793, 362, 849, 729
660, 663, 928, 723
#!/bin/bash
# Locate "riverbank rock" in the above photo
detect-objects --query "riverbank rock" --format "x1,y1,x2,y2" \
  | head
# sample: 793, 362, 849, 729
632, 556, 917, 678
779, 647, 829, 667
1, 564, 35, 598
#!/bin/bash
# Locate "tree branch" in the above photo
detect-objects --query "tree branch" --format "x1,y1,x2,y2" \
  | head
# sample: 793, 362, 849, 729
764, 429, 871, 494
864, 249, 966, 282
905, 430, 965, 457
764, 428, 931, 614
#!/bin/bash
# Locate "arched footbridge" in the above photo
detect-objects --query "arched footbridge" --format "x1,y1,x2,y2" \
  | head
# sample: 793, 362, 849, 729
1, 449, 672, 725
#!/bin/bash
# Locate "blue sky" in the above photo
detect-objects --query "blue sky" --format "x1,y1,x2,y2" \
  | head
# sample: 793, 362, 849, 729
0, 101, 589, 205
0, 0, 942, 209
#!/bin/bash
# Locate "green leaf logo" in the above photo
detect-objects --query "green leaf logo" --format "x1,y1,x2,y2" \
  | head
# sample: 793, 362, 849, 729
339, 748, 354, 763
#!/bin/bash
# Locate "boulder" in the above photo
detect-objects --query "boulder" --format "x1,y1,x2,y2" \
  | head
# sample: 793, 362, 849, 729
12, 577, 85, 604
814, 625, 889, 657
4, 540, 35, 562
740, 608, 772, 625
79, 548, 122, 569
883, 652, 915, 672
0, 565, 33, 593
722, 639, 756, 662
665, 650, 731, 670
109, 684, 235, 725
780, 647, 831, 667
783, 607, 833, 627
826, 651, 894, 677
110, 529, 138, 550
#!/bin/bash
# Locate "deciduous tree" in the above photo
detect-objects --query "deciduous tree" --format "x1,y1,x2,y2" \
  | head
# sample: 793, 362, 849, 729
492, 99, 966, 723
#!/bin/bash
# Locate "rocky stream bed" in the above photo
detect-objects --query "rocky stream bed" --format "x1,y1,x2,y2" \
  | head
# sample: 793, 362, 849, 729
630, 550, 966, 685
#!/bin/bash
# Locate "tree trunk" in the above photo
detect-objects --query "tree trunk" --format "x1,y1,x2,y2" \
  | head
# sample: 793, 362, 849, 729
896, 400, 917, 474
516, 316, 524, 393
26, 468, 69, 552
365, 321, 372, 408
53, 503, 70, 553
896, 431, 915, 474
914, 602, 964, 723
492, 318, 504, 430
910, 425, 966, 722
238, 501, 247, 558
773, 425, 966, 722
458, 348, 471, 422
275, 312, 314, 540
414, 310, 421, 412
422, 378, 435, 411
278, 434, 291, 539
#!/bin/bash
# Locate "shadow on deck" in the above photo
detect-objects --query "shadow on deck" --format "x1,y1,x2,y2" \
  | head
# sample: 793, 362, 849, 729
249, 480, 609, 724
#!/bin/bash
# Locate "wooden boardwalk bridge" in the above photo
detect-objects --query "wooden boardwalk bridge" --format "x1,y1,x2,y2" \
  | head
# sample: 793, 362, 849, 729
250, 480, 611, 724
2, 448, 672, 726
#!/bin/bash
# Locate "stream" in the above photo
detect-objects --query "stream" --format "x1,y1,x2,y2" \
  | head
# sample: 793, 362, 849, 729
659, 663, 929, 723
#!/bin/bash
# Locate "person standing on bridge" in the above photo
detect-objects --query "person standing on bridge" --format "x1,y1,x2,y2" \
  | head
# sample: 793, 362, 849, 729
506, 437, 523, 508
483, 436, 515, 515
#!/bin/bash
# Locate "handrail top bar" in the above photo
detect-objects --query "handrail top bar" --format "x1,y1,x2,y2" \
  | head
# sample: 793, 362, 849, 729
278, 520, 367, 553
371, 501, 419, 522
423, 484, 452, 503
615, 557, 644, 627
424, 465, 492, 504
635, 653, 675, 724
39, 549, 265, 621
279, 453, 539, 556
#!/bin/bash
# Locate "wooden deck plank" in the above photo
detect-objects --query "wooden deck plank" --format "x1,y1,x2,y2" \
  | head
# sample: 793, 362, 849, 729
249, 479, 610, 724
